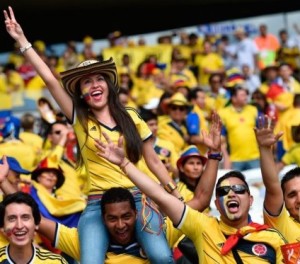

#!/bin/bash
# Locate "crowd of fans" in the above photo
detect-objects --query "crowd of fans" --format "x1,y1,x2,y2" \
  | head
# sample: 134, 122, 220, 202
1, 6, 300, 263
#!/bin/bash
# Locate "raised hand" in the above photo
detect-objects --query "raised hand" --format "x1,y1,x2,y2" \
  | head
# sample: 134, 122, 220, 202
254, 115, 283, 148
0, 156, 9, 184
3, 6, 24, 41
94, 132, 126, 166
202, 111, 222, 152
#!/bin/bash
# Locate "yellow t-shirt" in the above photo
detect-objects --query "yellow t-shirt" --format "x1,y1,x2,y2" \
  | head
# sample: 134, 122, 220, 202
280, 108, 300, 151
219, 105, 259, 161
264, 205, 300, 242
195, 53, 224, 87
177, 206, 286, 263
281, 144, 300, 166
55, 218, 182, 263
157, 119, 189, 157
73, 108, 152, 194
0, 244, 68, 263
0, 73, 12, 111
177, 181, 194, 202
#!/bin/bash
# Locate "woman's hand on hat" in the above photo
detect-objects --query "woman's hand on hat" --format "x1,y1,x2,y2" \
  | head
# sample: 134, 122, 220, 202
0, 156, 9, 184
254, 115, 283, 148
3, 6, 25, 41
202, 111, 222, 152
94, 132, 125, 166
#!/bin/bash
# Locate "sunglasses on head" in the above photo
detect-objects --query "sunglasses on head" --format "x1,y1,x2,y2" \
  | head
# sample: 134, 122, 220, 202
170, 105, 186, 112
216, 184, 249, 197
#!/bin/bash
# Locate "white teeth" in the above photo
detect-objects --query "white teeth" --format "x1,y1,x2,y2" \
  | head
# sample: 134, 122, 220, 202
91, 91, 102, 96
14, 231, 26, 236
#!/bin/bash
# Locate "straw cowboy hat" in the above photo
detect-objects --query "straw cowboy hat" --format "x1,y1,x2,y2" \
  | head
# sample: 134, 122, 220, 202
176, 145, 207, 169
166, 92, 192, 107
60, 57, 118, 97
31, 156, 65, 190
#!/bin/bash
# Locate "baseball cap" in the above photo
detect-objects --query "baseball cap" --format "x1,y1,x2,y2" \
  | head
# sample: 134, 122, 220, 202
0, 156, 31, 175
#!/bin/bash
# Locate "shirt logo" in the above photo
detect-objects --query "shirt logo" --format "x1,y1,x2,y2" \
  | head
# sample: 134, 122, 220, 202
252, 243, 267, 256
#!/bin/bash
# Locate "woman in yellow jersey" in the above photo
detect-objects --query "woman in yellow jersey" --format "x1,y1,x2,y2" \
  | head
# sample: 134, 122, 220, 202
176, 145, 207, 202
3, 6, 178, 264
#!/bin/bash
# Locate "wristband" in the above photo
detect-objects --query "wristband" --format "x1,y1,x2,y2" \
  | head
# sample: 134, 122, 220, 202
207, 151, 223, 161
164, 182, 177, 193
20, 42, 32, 54
119, 159, 130, 174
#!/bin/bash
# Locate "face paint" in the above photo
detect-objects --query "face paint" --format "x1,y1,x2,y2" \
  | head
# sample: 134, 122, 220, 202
218, 195, 236, 220
81, 87, 91, 101
217, 179, 237, 220
4, 227, 15, 237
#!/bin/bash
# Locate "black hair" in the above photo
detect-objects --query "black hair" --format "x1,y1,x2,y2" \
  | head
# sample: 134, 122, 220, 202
208, 73, 224, 84
0, 192, 41, 227
293, 93, 300, 107
281, 167, 300, 194
139, 109, 158, 123
42, 120, 68, 148
101, 187, 136, 215
188, 87, 205, 101
216, 170, 249, 195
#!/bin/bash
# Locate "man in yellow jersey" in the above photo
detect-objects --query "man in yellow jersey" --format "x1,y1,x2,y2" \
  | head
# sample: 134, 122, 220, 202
32, 111, 224, 263
219, 85, 260, 170
0, 156, 31, 247
94, 112, 287, 263
254, 115, 300, 243
0, 192, 68, 263
38, 187, 171, 264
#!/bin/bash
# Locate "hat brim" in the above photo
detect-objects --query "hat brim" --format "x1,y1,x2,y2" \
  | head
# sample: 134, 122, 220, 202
60, 57, 118, 97
176, 154, 207, 170
15, 168, 31, 175
31, 167, 65, 190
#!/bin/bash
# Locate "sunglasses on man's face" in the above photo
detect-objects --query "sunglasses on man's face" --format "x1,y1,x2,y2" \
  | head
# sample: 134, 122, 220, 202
216, 184, 249, 197
170, 105, 186, 112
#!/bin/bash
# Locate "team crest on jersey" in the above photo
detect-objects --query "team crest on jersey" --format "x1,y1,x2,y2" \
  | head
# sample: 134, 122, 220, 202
160, 148, 170, 157
252, 243, 267, 256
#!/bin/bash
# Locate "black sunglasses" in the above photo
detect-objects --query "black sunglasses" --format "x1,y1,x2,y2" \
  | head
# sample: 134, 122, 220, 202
216, 184, 249, 197
170, 105, 186, 112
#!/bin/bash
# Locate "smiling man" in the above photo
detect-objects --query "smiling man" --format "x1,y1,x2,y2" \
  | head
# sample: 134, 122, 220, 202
0, 192, 67, 263
95, 131, 288, 263
38, 187, 181, 263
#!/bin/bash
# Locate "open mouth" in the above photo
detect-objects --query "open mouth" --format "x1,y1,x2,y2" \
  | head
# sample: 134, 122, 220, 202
91, 90, 103, 100
13, 231, 27, 241
227, 200, 239, 213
